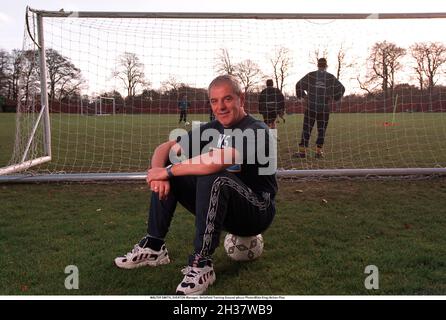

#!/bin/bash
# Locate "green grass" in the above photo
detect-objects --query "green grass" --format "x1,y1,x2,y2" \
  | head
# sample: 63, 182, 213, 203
1, 112, 445, 171
0, 114, 16, 167
1, 179, 445, 295
1, 112, 445, 295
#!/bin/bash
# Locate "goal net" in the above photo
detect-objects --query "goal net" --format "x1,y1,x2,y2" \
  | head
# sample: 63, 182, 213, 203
2, 9, 446, 178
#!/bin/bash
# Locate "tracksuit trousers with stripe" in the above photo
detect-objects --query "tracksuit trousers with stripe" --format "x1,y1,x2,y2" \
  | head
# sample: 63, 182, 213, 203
147, 171, 276, 258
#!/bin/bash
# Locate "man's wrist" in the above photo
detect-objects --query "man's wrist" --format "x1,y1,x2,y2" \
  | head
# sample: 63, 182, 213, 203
166, 164, 175, 179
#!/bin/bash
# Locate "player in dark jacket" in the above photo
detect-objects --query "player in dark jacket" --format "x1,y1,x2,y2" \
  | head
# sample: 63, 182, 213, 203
258, 79, 285, 129
295, 58, 345, 158
178, 95, 190, 124
115, 75, 277, 295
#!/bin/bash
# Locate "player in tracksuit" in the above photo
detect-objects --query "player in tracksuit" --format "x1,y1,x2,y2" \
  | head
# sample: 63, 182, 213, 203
178, 95, 190, 124
295, 58, 345, 158
258, 79, 285, 129
115, 75, 277, 295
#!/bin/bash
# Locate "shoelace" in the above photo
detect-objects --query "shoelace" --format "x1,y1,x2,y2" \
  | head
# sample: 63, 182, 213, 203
124, 244, 140, 259
181, 266, 199, 278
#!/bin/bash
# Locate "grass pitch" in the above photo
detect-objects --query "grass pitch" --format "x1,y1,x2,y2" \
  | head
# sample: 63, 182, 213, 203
0, 112, 445, 295
1, 112, 445, 172
0, 178, 445, 295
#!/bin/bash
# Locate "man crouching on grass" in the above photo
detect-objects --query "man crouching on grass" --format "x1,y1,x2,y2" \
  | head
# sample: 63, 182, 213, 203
114, 75, 278, 295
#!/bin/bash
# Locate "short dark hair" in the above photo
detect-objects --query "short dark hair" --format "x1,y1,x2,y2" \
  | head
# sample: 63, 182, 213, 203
266, 79, 274, 87
317, 58, 327, 68
208, 74, 243, 97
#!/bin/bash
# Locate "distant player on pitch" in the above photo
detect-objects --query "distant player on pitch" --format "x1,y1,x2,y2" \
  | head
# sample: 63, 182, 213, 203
258, 79, 285, 129
178, 94, 190, 124
295, 58, 345, 158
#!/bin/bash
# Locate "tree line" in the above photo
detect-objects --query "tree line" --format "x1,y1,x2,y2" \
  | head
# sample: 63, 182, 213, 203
0, 48, 83, 104
1, 40, 445, 112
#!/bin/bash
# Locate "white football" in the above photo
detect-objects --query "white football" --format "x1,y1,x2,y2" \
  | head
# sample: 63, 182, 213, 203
224, 233, 264, 261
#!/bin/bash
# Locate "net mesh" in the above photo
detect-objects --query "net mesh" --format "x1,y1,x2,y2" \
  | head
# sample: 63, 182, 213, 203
6, 13, 446, 174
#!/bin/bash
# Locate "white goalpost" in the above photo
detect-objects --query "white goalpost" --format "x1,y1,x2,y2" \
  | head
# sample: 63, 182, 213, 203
1, 8, 446, 181
95, 97, 116, 115
0, 9, 51, 176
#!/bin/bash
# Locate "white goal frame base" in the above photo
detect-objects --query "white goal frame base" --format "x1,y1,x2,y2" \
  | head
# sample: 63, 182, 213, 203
0, 168, 445, 183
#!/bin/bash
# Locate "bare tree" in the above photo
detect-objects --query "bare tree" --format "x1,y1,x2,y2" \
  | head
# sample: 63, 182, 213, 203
161, 75, 185, 93
234, 59, 263, 94
113, 52, 146, 98
356, 76, 375, 95
367, 41, 406, 100
20, 50, 40, 104
411, 49, 426, 91
410, 42, 446, 91
270, 47, 292, 91
46, 49, 83, 100
0, 49, 11, 97
215, 48, 235, 75
7, 50, 23, 101
308, 48, 328, 66
335, 45, 354, 80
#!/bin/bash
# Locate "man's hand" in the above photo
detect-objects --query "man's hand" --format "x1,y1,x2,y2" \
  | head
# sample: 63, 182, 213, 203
147, 167, 169, 184
147, 167, 170, 200
149, 180, 171, 200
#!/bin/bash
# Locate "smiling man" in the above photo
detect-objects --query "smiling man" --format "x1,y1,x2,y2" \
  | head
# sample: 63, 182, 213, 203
114, 74, 277, 295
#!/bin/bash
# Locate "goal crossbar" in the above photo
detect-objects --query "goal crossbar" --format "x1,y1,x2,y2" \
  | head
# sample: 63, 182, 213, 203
27, 8, 446, 20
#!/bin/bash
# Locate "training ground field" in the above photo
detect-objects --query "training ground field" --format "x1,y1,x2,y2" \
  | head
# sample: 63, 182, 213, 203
0, 113, 445, 295
1, 179, 446, 295
1, 112, 446, 171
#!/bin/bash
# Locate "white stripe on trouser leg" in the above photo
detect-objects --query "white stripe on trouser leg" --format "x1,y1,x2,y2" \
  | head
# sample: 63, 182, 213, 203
200, 177, 270, 256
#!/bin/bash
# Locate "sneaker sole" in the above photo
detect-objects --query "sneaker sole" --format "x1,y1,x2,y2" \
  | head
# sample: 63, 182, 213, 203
114, 255, 170, 269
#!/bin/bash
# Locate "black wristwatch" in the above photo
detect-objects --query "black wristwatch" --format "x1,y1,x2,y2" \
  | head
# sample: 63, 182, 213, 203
166, 164, 174, 179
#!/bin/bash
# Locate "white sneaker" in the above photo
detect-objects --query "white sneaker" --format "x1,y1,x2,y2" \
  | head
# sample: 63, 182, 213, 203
175, 260, 216, 295
114, 244, 170, 269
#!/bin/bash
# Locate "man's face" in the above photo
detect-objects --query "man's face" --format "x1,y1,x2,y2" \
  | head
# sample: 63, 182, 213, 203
209, 82, 246, 128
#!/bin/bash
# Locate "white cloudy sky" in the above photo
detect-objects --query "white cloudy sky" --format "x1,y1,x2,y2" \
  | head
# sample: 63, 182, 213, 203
2, 0, 446, 50
1, 0, 446, 95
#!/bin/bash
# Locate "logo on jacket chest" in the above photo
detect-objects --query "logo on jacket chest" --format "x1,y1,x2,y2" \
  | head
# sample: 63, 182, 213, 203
217, 134, 231, 148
